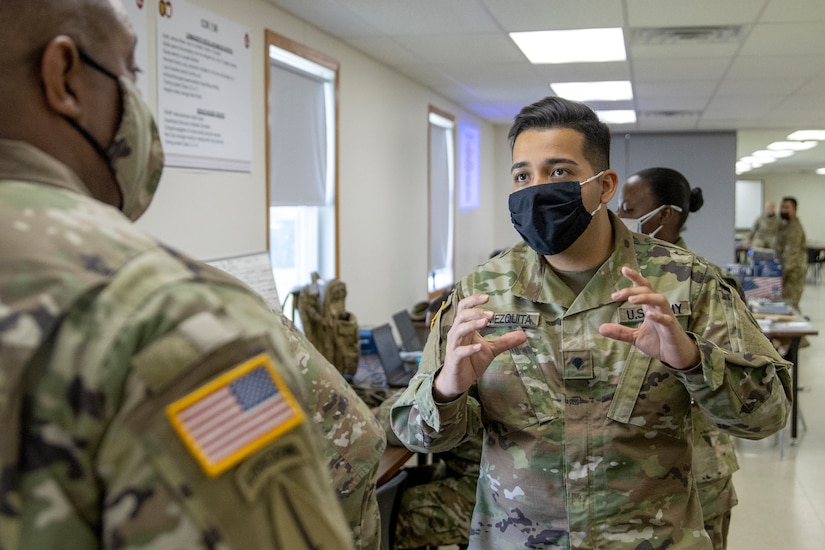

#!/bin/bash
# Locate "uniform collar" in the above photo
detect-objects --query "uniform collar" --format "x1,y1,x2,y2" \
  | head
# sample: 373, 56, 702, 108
0, 139, 92, 198
511, 211, 641, 311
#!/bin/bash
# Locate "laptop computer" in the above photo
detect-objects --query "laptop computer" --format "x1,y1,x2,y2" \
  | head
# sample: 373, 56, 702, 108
371, 323, 416, 387
392, 309, 424, 352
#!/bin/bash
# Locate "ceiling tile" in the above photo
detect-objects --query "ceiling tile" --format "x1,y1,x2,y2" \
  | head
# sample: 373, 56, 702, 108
727, 54, 825, 79
760, 0, 825, 23
632, 57, 729, 80
634, 79, 718, 97
394, 33, 526, 65
531, 61, 631, 82
342, 0, 500, 35
263, 0, 381, 38
715, 77, 808, 97
480, 0, 625, 31
630, 42, 740, 60
626, 0, 765, 27
741, 22, 825, 55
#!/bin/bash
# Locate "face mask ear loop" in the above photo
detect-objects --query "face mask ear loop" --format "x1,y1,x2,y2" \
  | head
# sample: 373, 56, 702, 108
581, 170, 606, 216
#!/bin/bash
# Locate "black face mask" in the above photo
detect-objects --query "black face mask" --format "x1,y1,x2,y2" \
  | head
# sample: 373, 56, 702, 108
508, 172, 603, 256
780, 212, 791, 221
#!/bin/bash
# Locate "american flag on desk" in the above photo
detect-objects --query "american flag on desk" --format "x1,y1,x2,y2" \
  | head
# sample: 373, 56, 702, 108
742, 276, 783, 302
167, 354, 305, 477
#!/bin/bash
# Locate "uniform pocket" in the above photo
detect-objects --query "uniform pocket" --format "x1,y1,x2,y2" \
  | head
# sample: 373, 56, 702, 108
476, 330, 561, 435
607, 344, 690, 440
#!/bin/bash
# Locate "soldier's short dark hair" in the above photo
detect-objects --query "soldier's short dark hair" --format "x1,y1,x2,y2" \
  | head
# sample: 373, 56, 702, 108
507, 96, 611, 172
782, 196, 798, 209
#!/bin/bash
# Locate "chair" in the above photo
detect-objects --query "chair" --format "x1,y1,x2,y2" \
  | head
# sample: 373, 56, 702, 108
806, 247, 825, 285
376, 469, 408, 550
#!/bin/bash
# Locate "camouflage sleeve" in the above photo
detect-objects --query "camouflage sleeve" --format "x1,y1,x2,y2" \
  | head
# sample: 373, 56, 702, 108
16, 255, 354, 549
670, 264, 792, 439
374, 388, 406, 446
788, 222, 808, 270
390, 286, 484, 454
272, 314, 386, 550
775, 222, 806, 268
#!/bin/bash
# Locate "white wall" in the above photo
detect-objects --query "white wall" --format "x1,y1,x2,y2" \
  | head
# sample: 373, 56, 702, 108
763, 172, 825, 246
134, 0, 498, 326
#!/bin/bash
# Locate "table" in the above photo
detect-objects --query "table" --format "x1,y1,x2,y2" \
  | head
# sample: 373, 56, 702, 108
376, 445, 414, 487
755, 313, 818, 442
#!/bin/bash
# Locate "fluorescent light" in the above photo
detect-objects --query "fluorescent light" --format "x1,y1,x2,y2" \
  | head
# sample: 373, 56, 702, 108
752, 149, 793, 159
816, 168, 825, 175
787, 130, 825, 141
739, 157, 763, 168
550, 81, 632, 101
510, 28, 626, 64
596, 109, 636, 124
768, 140, 817, 151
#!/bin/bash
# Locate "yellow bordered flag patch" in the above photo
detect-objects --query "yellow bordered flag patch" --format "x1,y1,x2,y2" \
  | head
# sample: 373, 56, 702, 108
166, 353, 305, 477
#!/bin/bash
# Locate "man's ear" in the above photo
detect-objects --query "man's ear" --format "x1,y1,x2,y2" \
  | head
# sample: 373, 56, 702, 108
40, 35, 83, 119
599, 170, 620, 204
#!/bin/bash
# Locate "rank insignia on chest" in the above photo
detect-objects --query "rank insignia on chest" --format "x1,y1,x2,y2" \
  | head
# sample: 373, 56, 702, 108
487, 311, 541, 328
166, 353, 305, 477
563, 350, 594, 379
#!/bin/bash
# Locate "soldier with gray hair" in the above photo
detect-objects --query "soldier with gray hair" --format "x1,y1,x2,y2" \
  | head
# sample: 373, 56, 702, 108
0, 1, 371, 548
748, 200, 781, 249
391, 96, 791, 549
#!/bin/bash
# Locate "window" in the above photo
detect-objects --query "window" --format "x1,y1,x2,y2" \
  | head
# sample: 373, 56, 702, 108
265, 31, 339, 301
428, 107, 456, 296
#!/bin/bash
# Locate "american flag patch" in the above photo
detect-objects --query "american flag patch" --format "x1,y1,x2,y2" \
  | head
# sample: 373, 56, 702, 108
166, 354, 305, 477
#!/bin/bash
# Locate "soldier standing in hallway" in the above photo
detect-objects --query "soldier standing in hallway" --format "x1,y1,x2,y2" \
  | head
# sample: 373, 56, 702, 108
775, 196, 807, 311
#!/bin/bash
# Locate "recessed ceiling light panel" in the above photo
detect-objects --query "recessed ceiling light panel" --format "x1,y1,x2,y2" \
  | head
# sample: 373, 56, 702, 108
550, 81, 632, 102
787, 130, 825, 141
510, 28, 626, 64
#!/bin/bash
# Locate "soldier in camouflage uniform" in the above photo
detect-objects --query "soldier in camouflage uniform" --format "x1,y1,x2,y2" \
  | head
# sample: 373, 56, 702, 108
0, 1, 365, 548
775, 197, 808, 311
375, 389, 478, 549
616, 167, 741, 549
274, 314, 386, 550
390, 97, 792, 550
748, 201, 781, 249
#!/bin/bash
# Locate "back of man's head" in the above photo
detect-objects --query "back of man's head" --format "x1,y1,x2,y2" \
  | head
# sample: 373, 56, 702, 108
507, 96, 611, 171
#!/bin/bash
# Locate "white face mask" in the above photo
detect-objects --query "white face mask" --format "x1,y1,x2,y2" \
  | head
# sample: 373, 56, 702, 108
620, 204, 682, 237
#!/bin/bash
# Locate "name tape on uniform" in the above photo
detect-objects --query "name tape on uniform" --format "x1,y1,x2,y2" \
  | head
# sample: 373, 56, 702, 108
166, 353, 305, 477
487, 312, 540, 328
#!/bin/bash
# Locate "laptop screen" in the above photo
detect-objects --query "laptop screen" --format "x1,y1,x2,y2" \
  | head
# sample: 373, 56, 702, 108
371, 323, 411, 385
392, 310, 423, 352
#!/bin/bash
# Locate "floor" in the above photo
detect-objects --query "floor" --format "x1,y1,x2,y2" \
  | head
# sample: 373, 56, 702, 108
435, 280, 825, 550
